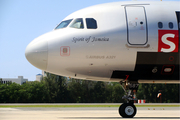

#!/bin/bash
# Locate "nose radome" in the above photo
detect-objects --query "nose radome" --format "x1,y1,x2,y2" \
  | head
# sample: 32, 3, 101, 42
25, 39, 48, 70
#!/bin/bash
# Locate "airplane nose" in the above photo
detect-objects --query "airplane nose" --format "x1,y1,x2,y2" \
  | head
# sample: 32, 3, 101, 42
25, 39, 48, 70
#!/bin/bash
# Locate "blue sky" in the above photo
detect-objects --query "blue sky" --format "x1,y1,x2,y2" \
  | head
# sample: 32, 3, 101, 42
0, 0, 179, 81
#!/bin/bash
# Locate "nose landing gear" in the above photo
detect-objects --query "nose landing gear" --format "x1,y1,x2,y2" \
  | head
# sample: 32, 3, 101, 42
119, 81, 139, 118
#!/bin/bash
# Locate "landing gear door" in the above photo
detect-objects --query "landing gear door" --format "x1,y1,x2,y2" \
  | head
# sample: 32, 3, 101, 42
125, 6, 147, 45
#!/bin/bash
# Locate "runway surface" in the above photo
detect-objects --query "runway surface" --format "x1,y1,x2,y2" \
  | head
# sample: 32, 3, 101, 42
0, 104, 179, 120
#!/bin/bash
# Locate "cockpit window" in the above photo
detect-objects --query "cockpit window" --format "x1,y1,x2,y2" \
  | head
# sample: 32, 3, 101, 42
70, 18, 84, 29
55, 19, 73, 29
86, 18, 97, 29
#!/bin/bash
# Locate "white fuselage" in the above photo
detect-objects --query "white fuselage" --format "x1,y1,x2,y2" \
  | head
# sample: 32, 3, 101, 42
25, 1, 180, 83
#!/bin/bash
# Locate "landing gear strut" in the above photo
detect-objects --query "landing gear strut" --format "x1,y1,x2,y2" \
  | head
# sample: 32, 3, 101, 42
118, 80, 139, 118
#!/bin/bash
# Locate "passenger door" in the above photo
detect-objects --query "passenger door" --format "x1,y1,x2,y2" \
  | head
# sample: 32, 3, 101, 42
125, 6, 148, 45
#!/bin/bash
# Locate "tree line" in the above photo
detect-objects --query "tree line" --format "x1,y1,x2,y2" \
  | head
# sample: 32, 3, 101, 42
0, 73, 179, 103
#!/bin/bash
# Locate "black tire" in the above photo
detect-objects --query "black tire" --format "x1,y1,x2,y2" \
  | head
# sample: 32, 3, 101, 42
119, 103, 137, 118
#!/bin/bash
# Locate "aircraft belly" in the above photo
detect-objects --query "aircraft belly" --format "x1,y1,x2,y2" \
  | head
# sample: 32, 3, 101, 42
111, 52, 179, 81
135, 52, 179, 79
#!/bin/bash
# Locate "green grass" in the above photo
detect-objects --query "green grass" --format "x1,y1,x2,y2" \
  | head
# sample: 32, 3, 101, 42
135, 105, 180, 107
0, 104, 179, 108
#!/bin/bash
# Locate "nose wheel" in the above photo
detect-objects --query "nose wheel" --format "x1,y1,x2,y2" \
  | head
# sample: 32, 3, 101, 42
119, 103, 137, 118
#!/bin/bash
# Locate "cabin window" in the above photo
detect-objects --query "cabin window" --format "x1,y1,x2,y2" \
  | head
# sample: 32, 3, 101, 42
70, 18, 84, 29
158, 22, 163, 28
55, 19, 73, 29
169, 22, 173, 29
86, 18, 97, 29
